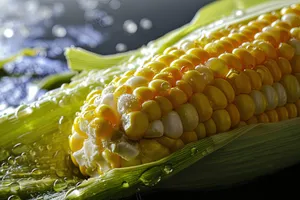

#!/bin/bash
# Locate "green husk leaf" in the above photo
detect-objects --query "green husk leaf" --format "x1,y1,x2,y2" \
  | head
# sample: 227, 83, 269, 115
0, 0, 300, 199
0, 48, 39, 69
38, 71, 78, 90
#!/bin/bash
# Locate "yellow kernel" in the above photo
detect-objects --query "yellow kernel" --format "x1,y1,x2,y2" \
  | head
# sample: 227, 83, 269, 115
195, 123, 206, 139
186, 48, 210, 64
176, 80, 193, 98
225, 104, 240, 128
170, 58, 194, 73
266, 110, 279, 122
227, 71, 252, 95
264, 59, 282, 82
246, 116, 258, 125
234, 94, 255, 121
281, 7, 300, 15
95, 104, 120, 127
123, 111, 149, 140
254, 32, 278, 47
153, 72, 176, 86
102, 149, 121, 168
244, 69, 262, 90
219, 53, 242, 71
212, 109, 231, 132
86, 89, 102, 101
182, 70, 207, 92
180, 132, 198, 144
73, 117, 87, 137
161, 67, 182, 81
203, 85, 228, 110
217, 39, 235, 52
117, 76, 130, 85
189, 93, 213, 122
140, 139, 170, 163
170, 139, 185, 152
163, 47, 178, 55
276, 106, 289, 121
291, 55, 300, 73
69, 133, 86, 152
141, 100, 161, 121
144, 61, 167, 73
228, 32, 249, 45
149, 79, 171, 96
155, 96, 173, 115
258, 13, 279, 23
133, 87, 155, 102
195, 66, 214, 84
248, 20, 270, 30
114, 85, 133, 99
155, 54, 178, 66
290, 27, 300, 40
156, 136, 176, 149
203, 118, 217, 136
124, 70, 136, 77
167, 87, 188, 108
176, 103, 199, 131
254, 40, 278, 59
232, 48, 256, 69
271, 20, 292, 30
180, 54, 201, 66
169, 49, 186, 58
255, 65, 274, 85
257, 113, 270, 123
286, 103, 298, 118
134, 68, 155, 81
277, 57, 292, 75
280, 74, 300, 103
204, 42, 226, 57
282, 13, 300, 27
90, 117, 114, 140
206, 57, 229, 78
220, 37, 239, 48
212, 78, 235, 103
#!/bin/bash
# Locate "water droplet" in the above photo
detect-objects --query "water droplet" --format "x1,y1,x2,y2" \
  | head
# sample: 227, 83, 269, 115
38, 145, 45, 152
234, 9, 245, 17
53, 179, 68, 192
12, 143, 30, 155
206, 146, 214, 154
140, 18, 152, 30
140, 166, 162, 186
163, 164, 173, 174
0, 149, 9, 162
3, 28, 14, 38
7, 195, 21, 200
9, 182, 20, 193
56, 169, 66, 177
31, 168, 43, 176
116, 43, 127, 52
46, 144, 52, 150
100, 15, 114, 27
122, 181, 129, 188
15, 105, 33, 119
191, 147, 198, 156
123, 20, 138, 34
52, 25, 67, 37
7, 156, 16, 165
109, 0, 121, 10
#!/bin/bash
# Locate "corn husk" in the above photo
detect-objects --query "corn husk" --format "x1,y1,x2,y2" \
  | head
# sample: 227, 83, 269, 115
0, 0, 299, 199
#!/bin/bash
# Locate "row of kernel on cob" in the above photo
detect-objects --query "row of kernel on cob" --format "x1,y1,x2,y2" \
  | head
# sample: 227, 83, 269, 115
69, 4, 300, 176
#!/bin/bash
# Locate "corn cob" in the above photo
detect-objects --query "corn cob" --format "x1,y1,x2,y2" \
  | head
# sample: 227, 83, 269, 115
69, 4, 300, 177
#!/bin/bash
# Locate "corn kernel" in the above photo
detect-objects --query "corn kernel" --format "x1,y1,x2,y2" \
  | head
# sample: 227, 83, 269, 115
286, 103, 298, 118
254, 40, 277, 59
114, 85, 133, 99
228, 33, 249, 45
189, 93, 213, 122
212, 78, 235, 103
195, 66, 214, 84
90, 117, 114, 139
257, 113, 269, 123
95, 104, 120, 127
203, 118, 217, 136
163, 47, 178, 54
180, 54, 201, 66
144, 61, 167, 73
149, 79, 171, 96
220, 36, 239, 48
212, 109, 231, 132
204, 42, 226, 57
133, 87, 155, 102
170, 139, 185, 152
204, 85, 228, 110
176, 80, 193, 98
186, 48, 210, 64
247, 116, 258, 124
69, 132, 86, 152
264, 59, 282, 82
125, 76, 149, 89
176, 103, 199, 131
162, 111, 183, 139
256, 65, 274, 85
206, 58, 229, 78
266, 110, 279, 122
271, 20, 292, 30
167, 87, 188, 108
281, 13, 300, 27
155, 96, 173, 115
122, 111, 149, 140
134, 67, 155, 81
217, 39, 235, 52
171, 58, 194, 73
155, 54, 178, 66
255, 32, 278, 47
121, 157, 142, 168
291, 55, 300, 73
102, 149, 121, 168
234, 94, 255, 121
161, 67, 182, 81
277, 57, 292, 75
280, 74, 300, 102
276, 106, 289, 121
169, 49, 186, 58
261, 85, 279, 110
180, 132, 198, 144
227, 71, 252, 95
182, 70, 207, 92
290, 27, 300, 40
233, 48, 256, 69
140, 139, 170, 164
156, 136, 176, 149
225, 104, 240, 128
219, 53, 242, 71
250, 90, 267, 115
153, 72, 176, 86
195, 123, 206, 139
141, 100, 162, 121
